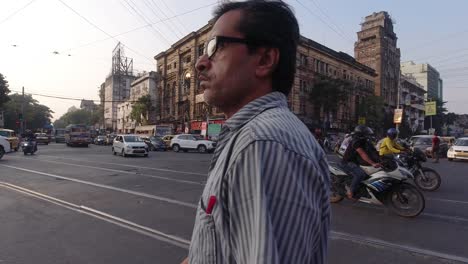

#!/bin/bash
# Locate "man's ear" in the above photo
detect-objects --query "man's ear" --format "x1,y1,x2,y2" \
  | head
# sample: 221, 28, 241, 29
255, 47, 280, 78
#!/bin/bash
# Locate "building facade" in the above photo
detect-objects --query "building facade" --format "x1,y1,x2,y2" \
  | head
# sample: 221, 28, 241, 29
154, 23, 376, 132
355, 11, 401, 109
399, 74, 426, 132
295, 37, 377, 130
401, 61, 443, 101
103, 74, 135, 131
116, 71, 159, 133
80, 100, 97, 112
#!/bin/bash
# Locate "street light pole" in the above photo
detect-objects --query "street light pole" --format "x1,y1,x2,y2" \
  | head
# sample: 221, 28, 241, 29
21, 86, 25, 134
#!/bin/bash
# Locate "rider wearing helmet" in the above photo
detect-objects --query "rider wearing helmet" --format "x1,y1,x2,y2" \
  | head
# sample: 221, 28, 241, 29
379, 128, 406, 157
341, 125, 381, 199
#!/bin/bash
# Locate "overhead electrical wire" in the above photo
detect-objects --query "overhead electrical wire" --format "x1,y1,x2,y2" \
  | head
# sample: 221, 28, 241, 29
156, 0, 190, 33
121, 0, 173, 44
60, 1, 218, 55
143, 0, 184, 38
9, 90, 144, 104
307, 0, 354, 42
293, 0, 354, 44
57, 0, 155, 64
0, 0, 37, 27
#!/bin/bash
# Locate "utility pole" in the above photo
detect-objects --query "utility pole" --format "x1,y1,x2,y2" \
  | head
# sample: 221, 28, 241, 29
21, 86, 25, 134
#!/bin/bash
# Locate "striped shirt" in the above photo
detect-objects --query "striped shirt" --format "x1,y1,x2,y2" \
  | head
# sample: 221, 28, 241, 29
188, 92, 330, 264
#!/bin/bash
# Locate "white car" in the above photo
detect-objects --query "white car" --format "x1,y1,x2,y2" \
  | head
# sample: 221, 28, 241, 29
112, 134, 148, 157
170, 134, 216, 153
0, 135, 12, 159
447, 137, 468, 161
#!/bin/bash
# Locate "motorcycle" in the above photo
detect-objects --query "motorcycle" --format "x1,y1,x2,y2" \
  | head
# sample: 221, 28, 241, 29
330, 159, 425, 218
22, 140, 37, 155
395, 148, 441, 191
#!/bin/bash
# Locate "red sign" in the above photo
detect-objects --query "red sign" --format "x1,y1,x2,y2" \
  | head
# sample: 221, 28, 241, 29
191, 121, 202, 130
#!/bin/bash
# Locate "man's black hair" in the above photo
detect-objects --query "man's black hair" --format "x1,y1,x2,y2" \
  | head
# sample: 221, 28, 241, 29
213, 0, 300, 96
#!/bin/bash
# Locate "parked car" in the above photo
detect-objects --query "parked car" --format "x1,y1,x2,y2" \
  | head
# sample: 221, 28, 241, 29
0, 135, 11, 159
447, 137, 468, 161
162, 135, 175, 148
410, 135, 449, 158
0, 128, 19, 151
94, 135, 106, 145
112, 134, 148, 157
35, 133, 50, 145
170, 134, 216, 153
146, 136, 167, 151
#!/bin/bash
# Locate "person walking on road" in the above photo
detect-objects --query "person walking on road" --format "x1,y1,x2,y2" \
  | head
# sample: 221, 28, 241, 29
432, 132, 441, 163
181, 1, 330, 263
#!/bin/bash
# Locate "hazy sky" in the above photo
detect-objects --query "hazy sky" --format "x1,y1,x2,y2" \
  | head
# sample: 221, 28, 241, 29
1, 0, 467, 121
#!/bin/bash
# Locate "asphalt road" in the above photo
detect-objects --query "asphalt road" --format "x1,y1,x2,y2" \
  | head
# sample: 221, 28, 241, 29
0, 143, 467, 264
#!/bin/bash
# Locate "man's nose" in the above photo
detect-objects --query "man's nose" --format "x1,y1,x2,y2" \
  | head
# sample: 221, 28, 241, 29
195, 54, 210, 73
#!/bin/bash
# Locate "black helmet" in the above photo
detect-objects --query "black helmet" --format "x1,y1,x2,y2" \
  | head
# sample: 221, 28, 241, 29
353, 125, 374, 138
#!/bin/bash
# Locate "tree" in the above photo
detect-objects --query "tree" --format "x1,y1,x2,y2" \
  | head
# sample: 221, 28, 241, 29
357, 95, 385, 132
0, 73, 11, 109
308, 75, 351, 126
2, 93, 53, 130
130, 95, 153, 125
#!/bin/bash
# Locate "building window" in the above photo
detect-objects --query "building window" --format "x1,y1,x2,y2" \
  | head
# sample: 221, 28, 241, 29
185, 56, 191, 63
343, 70, 347, 80
299, 54, 307, 66
198, 43, 205, 57
173, 62, 177, 68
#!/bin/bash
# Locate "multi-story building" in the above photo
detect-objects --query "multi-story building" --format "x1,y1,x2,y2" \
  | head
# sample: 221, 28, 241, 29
154, 23, 376, 131
355, 11, 401, 109
80, 99, 96, 112
295, 36, 377, 130
399, 74, 426, 132
116, 71, 159, 133
401, 61, 443, 101
103, 74, 135, 131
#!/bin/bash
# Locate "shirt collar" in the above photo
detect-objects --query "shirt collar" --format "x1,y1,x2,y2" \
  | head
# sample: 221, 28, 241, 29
224, 92, 287, 131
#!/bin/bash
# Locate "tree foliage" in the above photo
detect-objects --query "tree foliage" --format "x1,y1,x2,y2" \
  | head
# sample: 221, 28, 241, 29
357, 95, 385, 130
308, 75, 351, 122
0, 73, 11, 109
2, 93, 53, 130
130, 95, 153, 125
53, 107, 102, 128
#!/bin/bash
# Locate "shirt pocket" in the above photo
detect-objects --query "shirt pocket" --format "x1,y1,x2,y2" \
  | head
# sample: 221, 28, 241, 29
189, 202, 218, 264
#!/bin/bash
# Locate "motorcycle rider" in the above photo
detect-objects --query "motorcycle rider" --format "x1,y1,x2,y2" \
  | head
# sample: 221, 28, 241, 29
379, 128, 407, 157
341, 125, 381, 199
21, 129, 37, 152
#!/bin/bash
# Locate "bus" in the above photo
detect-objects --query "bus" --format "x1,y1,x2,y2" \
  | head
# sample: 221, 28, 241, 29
54, 128, 66, 143
135, 125, 173, 137
64, 124, 91, 147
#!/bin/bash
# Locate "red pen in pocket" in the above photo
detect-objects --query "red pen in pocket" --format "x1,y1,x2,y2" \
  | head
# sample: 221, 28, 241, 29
206, 195, 217, 214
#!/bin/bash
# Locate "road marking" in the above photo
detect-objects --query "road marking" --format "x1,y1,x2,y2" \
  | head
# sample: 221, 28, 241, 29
0, 182, 190, 249
423, 213, 468, 225
0, 164, 197, 209
37, 155, 207, 176
331, 231, 468, 263
20, 158, 204, 186
427, 198, 468, 205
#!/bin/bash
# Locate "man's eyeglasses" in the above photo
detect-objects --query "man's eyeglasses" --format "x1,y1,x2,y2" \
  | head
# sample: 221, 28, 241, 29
205, 36, 253, 60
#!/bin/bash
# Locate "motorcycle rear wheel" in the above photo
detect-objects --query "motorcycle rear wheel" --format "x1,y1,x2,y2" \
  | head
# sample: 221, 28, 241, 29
386, 183, 425, 217
414, 167, 441, 191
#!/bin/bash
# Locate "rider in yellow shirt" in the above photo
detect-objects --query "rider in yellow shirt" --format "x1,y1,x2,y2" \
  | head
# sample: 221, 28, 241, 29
379, 128, 406, 156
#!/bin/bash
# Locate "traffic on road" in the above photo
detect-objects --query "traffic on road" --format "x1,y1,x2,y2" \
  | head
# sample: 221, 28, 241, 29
0, 141, 467, 263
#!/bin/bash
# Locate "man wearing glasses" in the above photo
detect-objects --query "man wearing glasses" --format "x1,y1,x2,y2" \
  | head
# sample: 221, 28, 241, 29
182, 1, 330, 263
